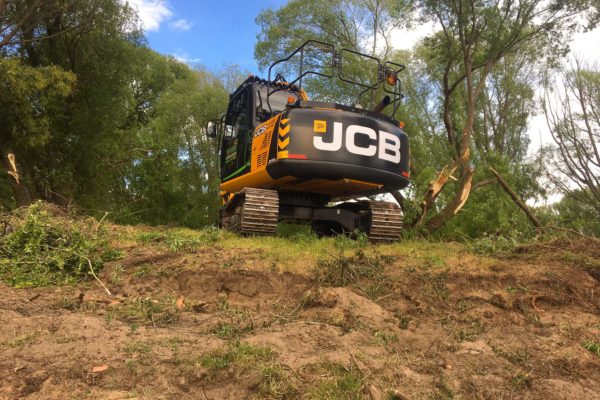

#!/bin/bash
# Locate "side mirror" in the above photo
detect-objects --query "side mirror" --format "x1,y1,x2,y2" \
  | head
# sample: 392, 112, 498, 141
207, 122, 217, 138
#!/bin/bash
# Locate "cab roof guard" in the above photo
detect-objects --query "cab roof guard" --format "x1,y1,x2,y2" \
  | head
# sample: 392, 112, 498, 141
266, 40, 405, 118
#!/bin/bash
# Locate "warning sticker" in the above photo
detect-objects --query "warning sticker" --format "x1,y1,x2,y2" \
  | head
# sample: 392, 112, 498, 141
313, 120, 327, 133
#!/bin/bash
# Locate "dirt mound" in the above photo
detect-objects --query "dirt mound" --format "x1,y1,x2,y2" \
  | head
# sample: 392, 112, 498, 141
1, 235, 599, 399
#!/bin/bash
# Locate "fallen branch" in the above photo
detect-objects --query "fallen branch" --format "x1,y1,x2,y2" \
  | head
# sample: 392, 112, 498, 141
93, 212, 109, 234
545, 225, 600, 244
45, 245, 112, 296
489, 167, 542, 229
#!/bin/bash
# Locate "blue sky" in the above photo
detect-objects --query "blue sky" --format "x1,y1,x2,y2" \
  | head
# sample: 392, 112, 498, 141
128, 0, 287, 74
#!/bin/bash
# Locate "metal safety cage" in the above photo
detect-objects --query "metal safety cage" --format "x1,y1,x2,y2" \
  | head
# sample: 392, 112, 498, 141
266, 40, 406, 119
266, 40, 335, 114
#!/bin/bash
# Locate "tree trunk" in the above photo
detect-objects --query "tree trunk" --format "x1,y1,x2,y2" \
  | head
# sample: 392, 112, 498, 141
1, 149, 32, 207
424, 163, 475, 233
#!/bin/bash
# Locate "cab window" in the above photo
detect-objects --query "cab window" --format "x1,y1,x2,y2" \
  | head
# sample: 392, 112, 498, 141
221, 87, 252, 180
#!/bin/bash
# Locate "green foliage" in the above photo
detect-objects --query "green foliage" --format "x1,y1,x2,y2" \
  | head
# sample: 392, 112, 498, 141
0, 202, 117, 287
0, 58, 76, 147
468, 234, 522, 255
0, 0, 232, 230
127, 67, 228, 227
550, 190, 600, 237
583, 341, 600, 356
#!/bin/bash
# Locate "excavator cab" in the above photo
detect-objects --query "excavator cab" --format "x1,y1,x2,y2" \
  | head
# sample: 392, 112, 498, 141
220, 78, 301, 182
216, 40, 409, 241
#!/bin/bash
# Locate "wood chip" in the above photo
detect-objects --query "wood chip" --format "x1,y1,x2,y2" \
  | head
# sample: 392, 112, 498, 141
176, 295, 185, 310
92, 364, 108, 373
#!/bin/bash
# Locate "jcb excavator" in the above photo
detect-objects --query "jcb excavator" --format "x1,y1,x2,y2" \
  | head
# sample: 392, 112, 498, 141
210, 41, 409, 242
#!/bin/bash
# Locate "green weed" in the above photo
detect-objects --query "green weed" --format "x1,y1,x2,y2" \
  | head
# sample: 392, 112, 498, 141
583, 341, 600, 356
469, 233, 519, 255
1, 329, 43, 348
493, 346, 530, 365
135, 226, 221, 252
255, 364, 299, 399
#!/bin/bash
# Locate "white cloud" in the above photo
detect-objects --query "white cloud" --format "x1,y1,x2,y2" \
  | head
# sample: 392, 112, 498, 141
125, 0, 173, 32
390, 21, 437, 50
170, 19, 193, 31
172, 51, 201, 65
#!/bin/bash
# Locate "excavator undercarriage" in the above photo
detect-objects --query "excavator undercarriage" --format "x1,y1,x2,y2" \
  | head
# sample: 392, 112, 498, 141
219, 188, 403, 242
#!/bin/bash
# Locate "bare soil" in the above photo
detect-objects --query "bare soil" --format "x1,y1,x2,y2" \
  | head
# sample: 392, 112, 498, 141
1, 236, 599, 399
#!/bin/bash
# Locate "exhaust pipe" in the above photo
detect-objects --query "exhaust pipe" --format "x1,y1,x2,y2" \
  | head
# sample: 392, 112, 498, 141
372, 95, 391, 114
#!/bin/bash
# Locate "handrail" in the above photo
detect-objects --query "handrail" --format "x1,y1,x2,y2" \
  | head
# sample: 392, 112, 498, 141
266, 40, 335, 114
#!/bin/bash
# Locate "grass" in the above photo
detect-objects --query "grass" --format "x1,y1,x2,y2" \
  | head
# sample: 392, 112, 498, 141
120, 217, 465, 277
1, 329, 43, 348
492, 346, 531, 365
314, 249, 394, 299
107, 297, 180, 327
207, 301, 256, 338
135, 226, 221, 252
124, 340, 153, 355
255, 364, 300, 399
200, 341, 275, 371
304, 362, 364, 400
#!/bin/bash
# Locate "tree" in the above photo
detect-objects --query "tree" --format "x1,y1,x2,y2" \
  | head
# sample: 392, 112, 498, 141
0, 58, 75, 207
411, 0, 586, 233
543, 61, 600, 218
129, 67, 229, 227
0, 0, 143, 208
552, 189, 600, 236
0, 0, 108, 55
255, 0, 408, 65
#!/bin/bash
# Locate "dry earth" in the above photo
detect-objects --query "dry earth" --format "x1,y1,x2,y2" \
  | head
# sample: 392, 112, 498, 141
1, 231, 599, 400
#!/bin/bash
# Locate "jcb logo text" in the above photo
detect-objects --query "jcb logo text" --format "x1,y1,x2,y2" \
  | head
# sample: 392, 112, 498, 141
313, 122, 401, 163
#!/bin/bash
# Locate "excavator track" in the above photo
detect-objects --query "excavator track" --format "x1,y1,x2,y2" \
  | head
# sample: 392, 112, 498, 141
227, 188, 279, 235
367, 201, 403, 243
